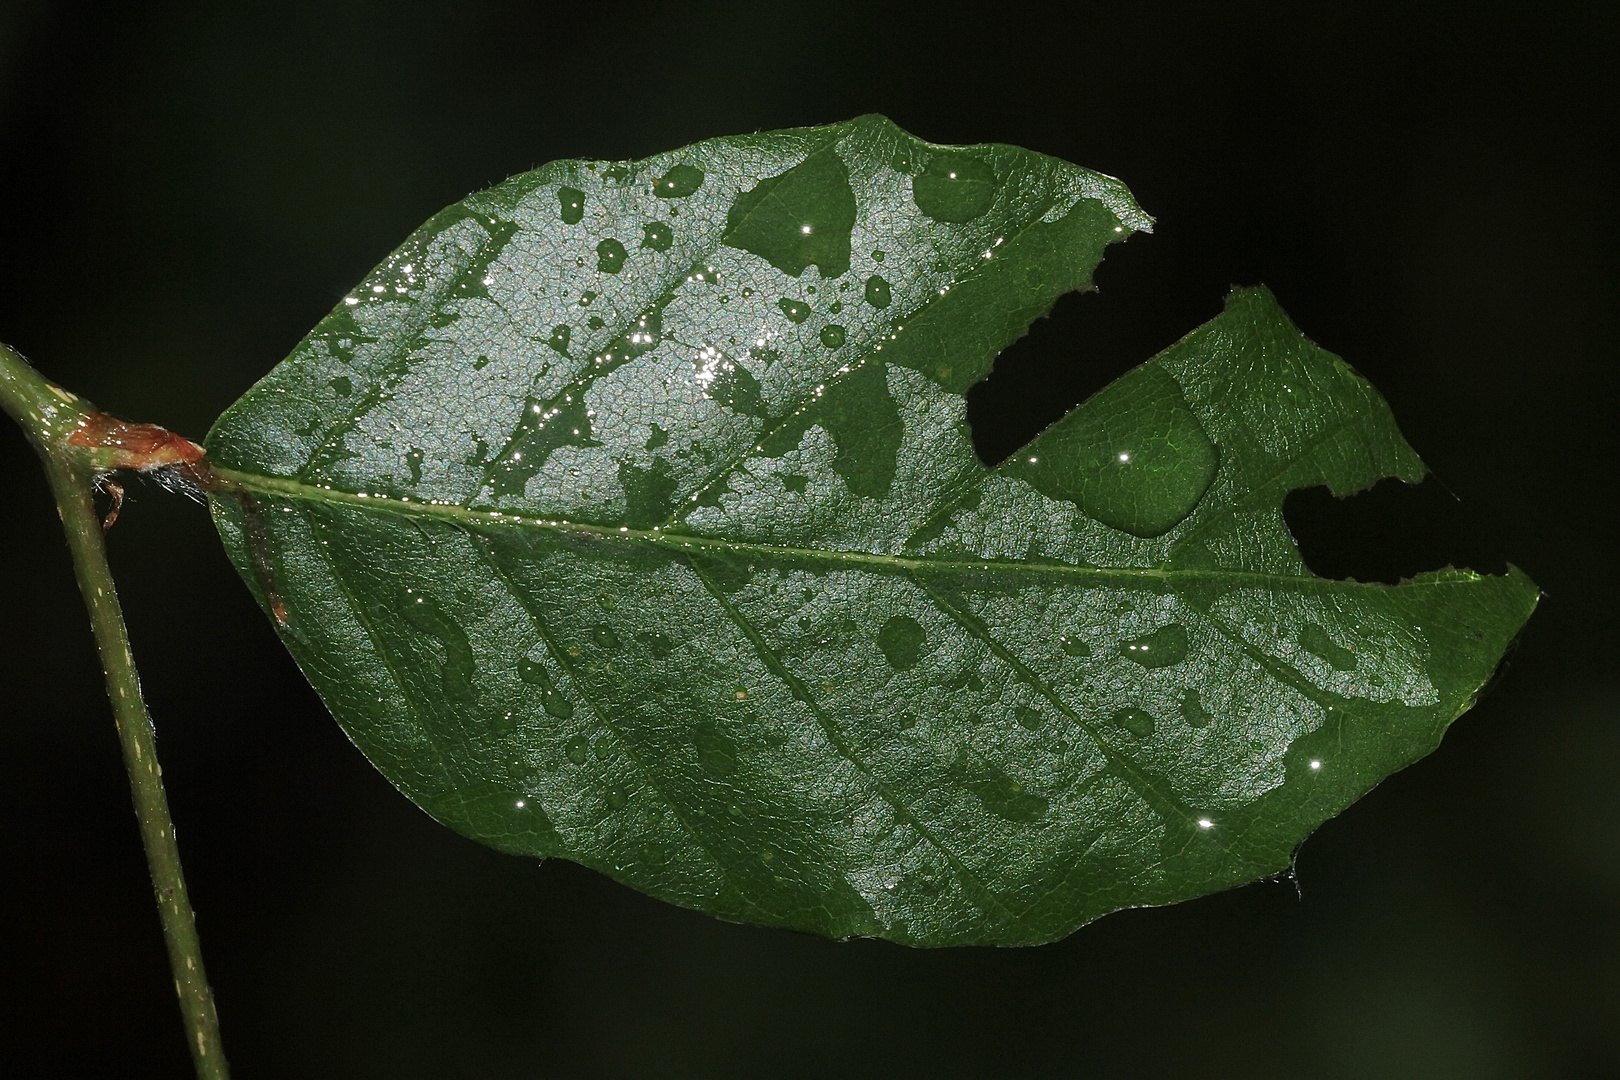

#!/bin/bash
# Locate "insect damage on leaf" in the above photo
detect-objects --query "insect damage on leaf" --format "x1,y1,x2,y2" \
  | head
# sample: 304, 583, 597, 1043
203, 115, 1536, 946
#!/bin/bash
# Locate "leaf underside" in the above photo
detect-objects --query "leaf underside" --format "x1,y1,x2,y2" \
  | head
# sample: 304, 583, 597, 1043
206, 115, 1536, 946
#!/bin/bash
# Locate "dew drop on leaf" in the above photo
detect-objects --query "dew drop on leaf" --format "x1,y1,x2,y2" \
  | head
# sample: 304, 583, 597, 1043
876, 614, 926, 670
547, 324, 571, 353
640, 221, 673, 251
557, 186, 585, 224
911, 153, 998, 222
864, 274, 892, 309
778, 298, 811, 323
652, 164, 704, 198
595, 238, 628, 273
1015, 705, 1043, 730
723, 147, 856, 277
1007, 364, 1218, 538
1298, 623, 1357, 671
819, 324, 847, 348
1179, 687, 1212, 728
590, 625, 621, 650
400, 593, 475, 703
1059, 634, 1091, 657
1119, 623, 1190, 669
1111, 707, 1156, 738
692, 720, 738, 777
518, 658, 575, 718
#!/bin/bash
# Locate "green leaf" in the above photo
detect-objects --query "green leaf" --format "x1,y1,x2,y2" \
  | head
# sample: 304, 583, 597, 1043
204, 115, 1537, 946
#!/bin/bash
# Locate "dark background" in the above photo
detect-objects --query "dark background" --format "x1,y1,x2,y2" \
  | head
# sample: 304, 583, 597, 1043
1, 2, 1614, 1076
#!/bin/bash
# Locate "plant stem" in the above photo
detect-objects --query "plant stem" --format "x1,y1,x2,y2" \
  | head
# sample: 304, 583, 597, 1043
0, 342, 229, 1080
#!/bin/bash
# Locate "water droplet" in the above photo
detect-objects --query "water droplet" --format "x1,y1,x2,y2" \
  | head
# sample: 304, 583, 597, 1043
693, 350, 767, 417
779, 474, 808, 493
722, 147, 856, 278
491, 710, 517, 736
1111, 707, 1156, 738
564, 734, 588, 764
557, 186, 585, 224
1119, 623, 1190, 669
652, 164, 704, 198
404, 446, 424, 486
1298, 623, 1357, 670
876, 614, 926, 670
911, 153, 998, 222
1015, 705, 1043, 730
328, 375, 353, 397
828, 300, 843, 314
590, 625, 621, 650
578, 290, 596, 306
864, 274, 892, 309
1007, 364, 1218, 538
517, 658, 574, 718
644, 423, 669, 451
640, 220, 673, 251
1059, 634, 1091, 657
606, 788, 629, 810
637, 630, 677, 658
1180, 688, 1212, 728
778, 298, 811, 323
548, 324, 571, 353
618, 458, 677, 529
692, 720, 737, 777
872, 249, 886, 262
400, 593, 475, 703
958, 759, 1047, 823
587, 315, 605, 330
819, 324, 847, 348
595, 238, 627, 274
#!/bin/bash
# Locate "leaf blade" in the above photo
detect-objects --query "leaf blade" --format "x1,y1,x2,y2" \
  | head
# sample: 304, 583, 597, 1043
206, 116, 1535, 945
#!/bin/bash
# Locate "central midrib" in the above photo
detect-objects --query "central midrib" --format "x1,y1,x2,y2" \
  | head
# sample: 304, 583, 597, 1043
208, 465, 1455, 593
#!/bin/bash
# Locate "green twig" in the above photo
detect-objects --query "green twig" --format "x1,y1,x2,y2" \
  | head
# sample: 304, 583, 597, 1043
0, 341, 229, 1080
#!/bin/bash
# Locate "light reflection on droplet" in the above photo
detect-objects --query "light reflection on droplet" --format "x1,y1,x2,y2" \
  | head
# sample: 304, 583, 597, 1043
1309, 760, 1322, 770
1197, 818, 1214, 829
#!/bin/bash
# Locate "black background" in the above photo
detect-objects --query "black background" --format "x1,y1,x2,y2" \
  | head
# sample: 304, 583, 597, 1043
1, 2, 1615, 1076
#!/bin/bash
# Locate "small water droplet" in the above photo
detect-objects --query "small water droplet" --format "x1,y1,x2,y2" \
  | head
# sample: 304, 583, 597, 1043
595, 238, 628, 273
606, 788, 629, 810
637, 630, 677, 659
587, 315, 605, 330
328, 375, 353, 397
876, 614, 926, 670
864, 274, 892, 309
565, 734, 588, 764
778, 298, 811, 323
557, 186, 585, 224
1120, 623, 1190, 669
590, 625, 621, 650
819, 324, 847, 348
1111, 707, 1156, 737
1015, 705, 1043, 730
1059, 634, 1091, 657
640, 220, 673, 251
579, 290, 596, 306
872, 249, 886, 262
692, 720, 737, 777
1179, 687, 1212, 728
652, 164, 704, 198
517, 658, 575, 718
404, 447, 424, 485
828, 300, 843, 314
911, 153, 998, 222
548, 324, 571, 353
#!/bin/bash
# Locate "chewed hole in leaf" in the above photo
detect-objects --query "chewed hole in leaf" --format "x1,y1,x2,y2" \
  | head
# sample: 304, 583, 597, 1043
1284, 479, 1507, 585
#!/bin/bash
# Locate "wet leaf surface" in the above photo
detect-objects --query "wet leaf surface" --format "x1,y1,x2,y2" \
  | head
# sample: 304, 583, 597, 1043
205, 116, 1536, 945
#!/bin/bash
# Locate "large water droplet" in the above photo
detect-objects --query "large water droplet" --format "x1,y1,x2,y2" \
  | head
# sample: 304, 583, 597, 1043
640, 220, 673, 251
652, 164, 704, 198
876, 614, 926, 670
1119, 623, 1190, 669
564, 734, 588, 764
1007, 364, 1218, 538
400, 593, 475, 703
1111, 707, 1156, 737
557, 186, 585, 224
328, 375, 353, 397
864, 274, 892, 309
596, 238, 628, 273
1298, 623, 1357, 670
819, 324, 847, 349
617, 458, 677, 529
404, 446, 424, 485
722, 147, 856, 278
778, 298, 811, 323
958, 759, 1048, 823
911, 153, 998, 222
692, 720, 738, 777
606, 788, 630, 810
518, 658, 575, 718
547, 324, 571, 354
